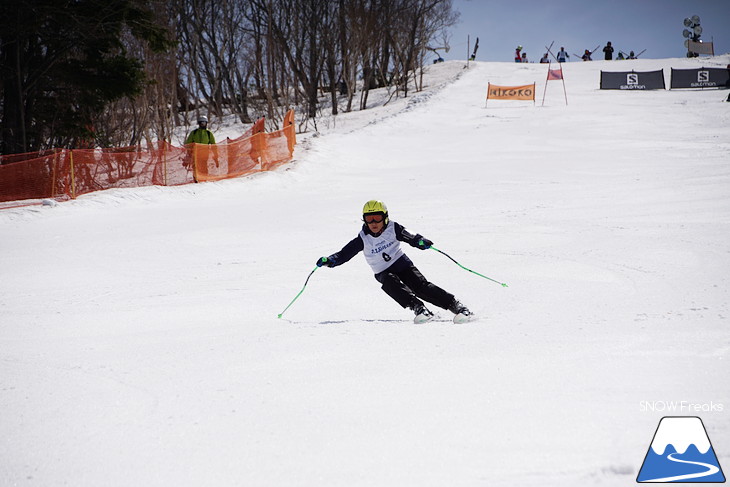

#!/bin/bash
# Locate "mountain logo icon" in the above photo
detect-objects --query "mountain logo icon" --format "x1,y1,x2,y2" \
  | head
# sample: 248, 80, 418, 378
637, 416, 726, 483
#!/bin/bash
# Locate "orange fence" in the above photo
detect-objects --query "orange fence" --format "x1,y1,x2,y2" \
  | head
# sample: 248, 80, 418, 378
0, 110, 296, 207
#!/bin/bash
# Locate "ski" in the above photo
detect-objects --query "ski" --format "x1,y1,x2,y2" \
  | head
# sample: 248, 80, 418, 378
544, 41, 558, 62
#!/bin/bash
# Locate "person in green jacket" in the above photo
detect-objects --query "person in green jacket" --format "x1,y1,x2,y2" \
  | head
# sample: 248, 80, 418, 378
184, 115, 218, 180
186, 115, 216, 144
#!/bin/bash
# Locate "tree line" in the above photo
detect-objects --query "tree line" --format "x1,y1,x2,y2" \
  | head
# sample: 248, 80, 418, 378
0, 0, 457, 157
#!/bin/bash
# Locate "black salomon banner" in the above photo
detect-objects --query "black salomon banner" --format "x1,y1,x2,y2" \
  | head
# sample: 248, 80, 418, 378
670, 68, 730, 89
600, 70, 665, 90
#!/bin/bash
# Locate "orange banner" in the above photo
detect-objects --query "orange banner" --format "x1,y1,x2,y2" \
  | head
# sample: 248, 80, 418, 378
486, 83, 536, 101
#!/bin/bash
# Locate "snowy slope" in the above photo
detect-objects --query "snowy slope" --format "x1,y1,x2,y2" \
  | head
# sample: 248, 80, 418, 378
1, 56, 729, 486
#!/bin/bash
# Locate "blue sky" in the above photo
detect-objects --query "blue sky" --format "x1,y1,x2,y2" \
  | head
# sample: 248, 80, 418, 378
439, 0, 730, 62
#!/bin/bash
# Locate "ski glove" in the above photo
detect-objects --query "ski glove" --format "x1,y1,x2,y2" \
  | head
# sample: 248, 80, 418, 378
316, 256, 336, 267
414, 236, 433, 250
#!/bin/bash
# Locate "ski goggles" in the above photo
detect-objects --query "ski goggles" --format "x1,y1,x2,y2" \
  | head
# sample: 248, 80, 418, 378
363, 215, 384, 224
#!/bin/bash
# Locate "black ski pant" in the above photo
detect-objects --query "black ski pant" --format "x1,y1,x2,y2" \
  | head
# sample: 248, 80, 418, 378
374, 255, 455, 311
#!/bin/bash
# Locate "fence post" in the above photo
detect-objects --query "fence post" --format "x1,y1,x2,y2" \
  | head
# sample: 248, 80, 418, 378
254, 133, 267, 171
284, 109, 296, 156
51, 150, 58, 198
69, 150, 77, 199
192, 143, 198, 183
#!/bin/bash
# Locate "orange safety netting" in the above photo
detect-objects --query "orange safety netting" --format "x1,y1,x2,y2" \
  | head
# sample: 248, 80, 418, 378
0, 110, 296, 206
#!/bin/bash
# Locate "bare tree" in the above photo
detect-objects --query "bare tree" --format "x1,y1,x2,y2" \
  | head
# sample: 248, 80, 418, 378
1, 0, 459, 153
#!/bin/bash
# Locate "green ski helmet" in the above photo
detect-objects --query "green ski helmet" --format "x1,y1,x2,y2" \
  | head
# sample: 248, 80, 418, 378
362, 199, 389, 224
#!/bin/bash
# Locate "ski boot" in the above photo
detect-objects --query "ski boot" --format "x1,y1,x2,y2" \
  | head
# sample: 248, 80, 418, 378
449, 299, 474, 324
412, 303, 435, 324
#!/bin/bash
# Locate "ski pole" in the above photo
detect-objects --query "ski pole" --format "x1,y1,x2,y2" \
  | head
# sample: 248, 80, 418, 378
427, 244, 508, 287
278, 266, 319, 318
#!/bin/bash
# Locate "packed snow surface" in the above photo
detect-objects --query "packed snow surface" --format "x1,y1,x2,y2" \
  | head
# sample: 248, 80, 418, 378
2, 56, 729, 486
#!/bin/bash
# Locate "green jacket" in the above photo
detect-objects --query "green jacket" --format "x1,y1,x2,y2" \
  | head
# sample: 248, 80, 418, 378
186, 128, 216, 145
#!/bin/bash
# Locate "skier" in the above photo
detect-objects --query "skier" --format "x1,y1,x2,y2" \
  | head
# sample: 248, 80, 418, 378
315, 200, 474, 323
557, 47, 570, 63
185, 115, 217, 145
184, 115, 219, 181
515, 45, 523, 63
581, 49, 592, 61
603, 41, 614, 60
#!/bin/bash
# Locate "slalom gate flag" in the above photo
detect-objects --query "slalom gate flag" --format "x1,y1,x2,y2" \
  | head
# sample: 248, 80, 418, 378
541, 63, 568, 106
547, 67, 563, 80
486, 83, 535, 101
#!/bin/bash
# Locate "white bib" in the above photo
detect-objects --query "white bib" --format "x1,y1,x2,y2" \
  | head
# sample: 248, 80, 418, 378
359, 222, 404, 274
